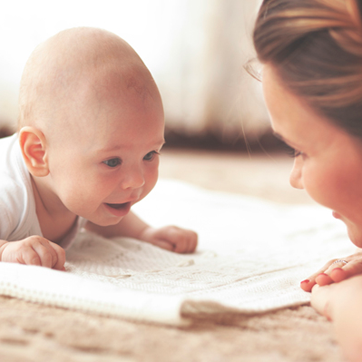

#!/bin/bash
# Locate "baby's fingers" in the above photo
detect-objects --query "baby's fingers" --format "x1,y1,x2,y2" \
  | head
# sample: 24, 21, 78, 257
177, 233, 198, 254
151, 239, 174, 251
9, 237, 66, 270
50, 243, 66, 271
33, 240, 66, 270
32, 240, 59, 268
19, 246, 42, 266
167, 228, 198, 254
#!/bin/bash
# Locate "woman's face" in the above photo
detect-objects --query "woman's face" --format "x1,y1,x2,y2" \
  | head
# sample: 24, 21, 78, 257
262, 65, 362, 247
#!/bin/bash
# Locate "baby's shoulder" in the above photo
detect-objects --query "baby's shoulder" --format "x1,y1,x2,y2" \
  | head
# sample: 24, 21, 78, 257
0, 170, 26, 195
0, 135, 37, 240
0, 134, 30, 201
0, 171, 30, 240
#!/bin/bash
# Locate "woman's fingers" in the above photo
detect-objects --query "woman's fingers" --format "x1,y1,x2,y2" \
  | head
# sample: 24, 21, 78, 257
330, 260, 362, 282
300, 279, 316, 292
301, 254, 362, 292
300, 261, 335, 292
315, 273, 333, 286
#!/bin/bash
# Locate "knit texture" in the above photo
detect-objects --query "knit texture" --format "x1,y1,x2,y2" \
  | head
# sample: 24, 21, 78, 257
0, 180, 354, 325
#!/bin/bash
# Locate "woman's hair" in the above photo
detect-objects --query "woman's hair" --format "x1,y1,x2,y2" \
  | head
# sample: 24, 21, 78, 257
253, 0, 362, 137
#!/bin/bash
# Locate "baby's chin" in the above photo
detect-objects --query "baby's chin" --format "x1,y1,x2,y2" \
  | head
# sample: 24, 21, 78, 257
85, 207, 130, 227
91, 216, 126, 227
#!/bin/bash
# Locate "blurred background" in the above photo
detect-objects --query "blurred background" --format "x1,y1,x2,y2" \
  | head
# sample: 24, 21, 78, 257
0, 0, 311, 203
0, 0, 272, 149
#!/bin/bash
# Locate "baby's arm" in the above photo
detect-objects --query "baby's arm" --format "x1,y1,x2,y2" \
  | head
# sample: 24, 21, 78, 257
0, 236, 66, 270
311, 278, 362, 362
300, 249, 362, 292
86, 211, 198, 254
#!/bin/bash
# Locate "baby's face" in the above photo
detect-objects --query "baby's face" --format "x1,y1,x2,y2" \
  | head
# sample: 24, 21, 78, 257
46, 71, 165, 226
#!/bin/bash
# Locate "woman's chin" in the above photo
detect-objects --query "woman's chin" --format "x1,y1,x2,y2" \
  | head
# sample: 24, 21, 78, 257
347, 227, 362, 248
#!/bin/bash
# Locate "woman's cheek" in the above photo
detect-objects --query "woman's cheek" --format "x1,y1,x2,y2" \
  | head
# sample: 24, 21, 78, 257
303, 164, 335, 208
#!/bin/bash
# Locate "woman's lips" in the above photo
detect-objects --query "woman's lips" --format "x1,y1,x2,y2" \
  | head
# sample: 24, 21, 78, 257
104, 202, 131, 217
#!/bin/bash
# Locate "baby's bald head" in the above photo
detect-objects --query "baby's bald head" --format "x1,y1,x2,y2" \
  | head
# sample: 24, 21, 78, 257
18, 27, 160, 143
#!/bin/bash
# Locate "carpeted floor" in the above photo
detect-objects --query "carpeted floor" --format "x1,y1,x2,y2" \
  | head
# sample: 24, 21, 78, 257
0, 149, 347, 362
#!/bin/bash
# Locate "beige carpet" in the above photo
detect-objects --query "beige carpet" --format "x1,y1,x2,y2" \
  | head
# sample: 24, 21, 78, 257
0, 149, 348, 362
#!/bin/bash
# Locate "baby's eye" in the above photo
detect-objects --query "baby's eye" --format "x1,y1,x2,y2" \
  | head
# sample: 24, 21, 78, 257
143, 151, 159, 161
103, 158, 122, 168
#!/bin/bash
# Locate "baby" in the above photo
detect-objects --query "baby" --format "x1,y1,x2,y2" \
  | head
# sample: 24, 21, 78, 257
0, 27, 198, 270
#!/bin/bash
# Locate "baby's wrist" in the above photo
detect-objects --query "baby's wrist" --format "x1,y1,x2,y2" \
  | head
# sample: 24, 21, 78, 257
138, 226, 155, 242
0, 240, 9, 261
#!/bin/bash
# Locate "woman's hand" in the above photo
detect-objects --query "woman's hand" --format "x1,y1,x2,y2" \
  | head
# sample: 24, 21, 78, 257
301, 249, 362, 292
311, 277, 362, 362
139, 225, 198, 253
310, 284, 336, 320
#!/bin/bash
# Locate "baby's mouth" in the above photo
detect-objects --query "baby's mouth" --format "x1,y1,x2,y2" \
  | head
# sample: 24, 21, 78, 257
106, 202, 130, 210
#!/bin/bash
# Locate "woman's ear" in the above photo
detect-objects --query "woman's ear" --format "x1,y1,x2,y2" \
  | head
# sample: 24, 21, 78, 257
19, 126, 49, 177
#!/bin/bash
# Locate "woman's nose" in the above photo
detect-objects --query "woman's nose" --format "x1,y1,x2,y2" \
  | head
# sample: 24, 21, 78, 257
289, 158, 303, 189
120, 166, 145, 190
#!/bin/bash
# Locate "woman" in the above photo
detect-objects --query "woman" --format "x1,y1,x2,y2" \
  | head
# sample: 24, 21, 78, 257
253, 0, 362, 360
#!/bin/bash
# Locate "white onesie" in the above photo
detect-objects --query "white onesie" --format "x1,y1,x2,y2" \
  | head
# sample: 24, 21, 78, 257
0, 133, 85, 249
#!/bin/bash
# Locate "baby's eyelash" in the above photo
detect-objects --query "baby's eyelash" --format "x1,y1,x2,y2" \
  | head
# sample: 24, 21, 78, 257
103, 158, 122, 168
143, 150, 160, 161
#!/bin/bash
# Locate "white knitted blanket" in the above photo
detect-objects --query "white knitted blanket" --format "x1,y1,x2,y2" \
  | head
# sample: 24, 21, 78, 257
0, 179, 355, 325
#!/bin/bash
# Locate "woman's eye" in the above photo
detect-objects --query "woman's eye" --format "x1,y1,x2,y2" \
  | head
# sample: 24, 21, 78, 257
286, 147, 302, 158
280, 141, 302, 158
143, 151, 159, 161
103, 158, 121, 168
288, 148, 302, 158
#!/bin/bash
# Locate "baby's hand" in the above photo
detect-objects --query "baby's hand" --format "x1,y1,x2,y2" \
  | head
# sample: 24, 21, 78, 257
0, 236, 66, 271
139, 226, 198, 253
300, 249, 362, 292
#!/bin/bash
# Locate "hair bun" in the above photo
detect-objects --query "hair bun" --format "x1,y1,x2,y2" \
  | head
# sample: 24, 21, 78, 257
347, 0, 362, 29
356, 0, 362, 15
253, 0, 362, 138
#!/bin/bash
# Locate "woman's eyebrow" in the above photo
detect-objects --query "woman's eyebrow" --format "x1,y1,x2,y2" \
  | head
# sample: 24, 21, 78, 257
273, 131, 304, 150
272, 131, 285, 142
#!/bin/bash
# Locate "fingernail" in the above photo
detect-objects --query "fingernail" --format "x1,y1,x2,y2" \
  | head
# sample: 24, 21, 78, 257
300, 279, 309, 284
317, 273, 328, 277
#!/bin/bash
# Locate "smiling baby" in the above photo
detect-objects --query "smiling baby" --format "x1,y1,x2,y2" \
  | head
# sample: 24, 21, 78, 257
0, 27, 197, 270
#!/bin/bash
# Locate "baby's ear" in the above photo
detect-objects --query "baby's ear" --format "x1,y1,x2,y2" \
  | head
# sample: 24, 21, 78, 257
19, 127, 49, 177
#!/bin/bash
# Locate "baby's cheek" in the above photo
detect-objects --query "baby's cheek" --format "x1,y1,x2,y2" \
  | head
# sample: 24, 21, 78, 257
143, 168, 159, 196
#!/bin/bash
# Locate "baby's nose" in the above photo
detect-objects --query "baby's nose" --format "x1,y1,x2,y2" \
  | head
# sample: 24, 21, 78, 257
120, 167, 145, 190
